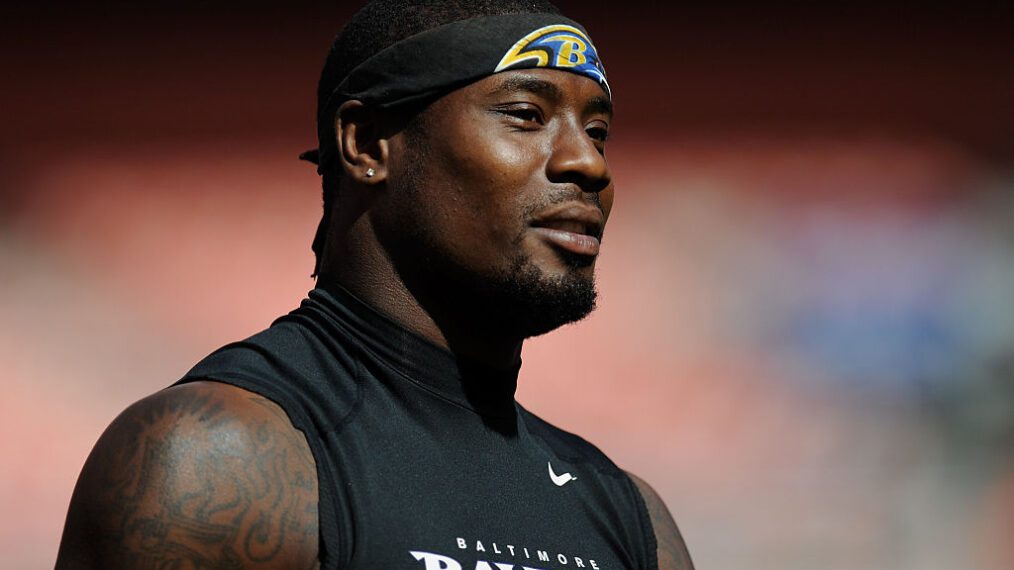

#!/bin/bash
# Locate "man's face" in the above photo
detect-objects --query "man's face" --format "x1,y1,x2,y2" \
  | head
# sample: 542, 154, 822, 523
377, 68, 614, 338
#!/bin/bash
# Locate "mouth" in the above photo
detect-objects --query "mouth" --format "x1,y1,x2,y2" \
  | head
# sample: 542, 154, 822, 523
529, 205, 605, 258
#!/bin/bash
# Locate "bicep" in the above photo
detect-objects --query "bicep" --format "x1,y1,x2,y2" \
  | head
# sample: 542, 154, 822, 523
56, 382, 320, 569
627, 471, 694, 570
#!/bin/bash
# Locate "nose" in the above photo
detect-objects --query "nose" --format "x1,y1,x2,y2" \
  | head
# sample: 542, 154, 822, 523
545, 121, 611, 194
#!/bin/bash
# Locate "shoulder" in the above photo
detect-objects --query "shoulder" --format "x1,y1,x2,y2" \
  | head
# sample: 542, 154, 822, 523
56, 381, 319, 569
625, 471, 695, 570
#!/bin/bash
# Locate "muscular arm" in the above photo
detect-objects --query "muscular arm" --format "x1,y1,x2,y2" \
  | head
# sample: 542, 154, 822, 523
627, 472, 694, 570
56, 381, 320, 569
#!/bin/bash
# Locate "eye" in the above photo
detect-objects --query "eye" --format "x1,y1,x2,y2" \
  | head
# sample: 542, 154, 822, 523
587, 125, 610, 143
494, 104, 545, 128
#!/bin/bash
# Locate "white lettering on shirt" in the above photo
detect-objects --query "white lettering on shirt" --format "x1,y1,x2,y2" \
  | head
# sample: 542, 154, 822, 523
410, 551, 463, 570
475, 562, 515, 570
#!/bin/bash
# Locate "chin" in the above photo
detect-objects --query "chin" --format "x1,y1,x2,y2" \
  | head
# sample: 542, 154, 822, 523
485, 255, 599, 339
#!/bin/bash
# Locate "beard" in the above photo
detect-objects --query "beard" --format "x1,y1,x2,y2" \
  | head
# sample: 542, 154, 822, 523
445, 254, 598, 339
382, 221, 600, 340
470, 247, 598, 339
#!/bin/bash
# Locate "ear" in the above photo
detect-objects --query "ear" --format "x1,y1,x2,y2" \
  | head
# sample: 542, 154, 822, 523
335, 100, 389, 184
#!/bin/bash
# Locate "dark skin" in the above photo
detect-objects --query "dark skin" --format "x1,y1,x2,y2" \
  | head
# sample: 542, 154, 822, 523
56, 382, 321, 569
57, 68, 692, 568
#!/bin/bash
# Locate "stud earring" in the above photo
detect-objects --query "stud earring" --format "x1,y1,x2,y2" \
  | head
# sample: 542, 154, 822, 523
365, 167, 376, 178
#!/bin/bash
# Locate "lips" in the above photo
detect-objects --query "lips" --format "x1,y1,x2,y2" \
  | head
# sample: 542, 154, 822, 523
529, 204, 604, 257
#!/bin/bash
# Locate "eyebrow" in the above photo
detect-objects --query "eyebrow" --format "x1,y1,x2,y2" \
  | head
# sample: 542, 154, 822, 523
586, 95, 613, 118
489, 74, 614, 118
490, 75, 563, 101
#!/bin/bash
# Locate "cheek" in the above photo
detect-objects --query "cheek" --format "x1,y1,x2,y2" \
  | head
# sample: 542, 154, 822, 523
442, 137, 541, 245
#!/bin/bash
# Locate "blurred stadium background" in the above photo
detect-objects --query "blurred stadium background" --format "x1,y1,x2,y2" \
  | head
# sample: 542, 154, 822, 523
1, 1, 1011, 568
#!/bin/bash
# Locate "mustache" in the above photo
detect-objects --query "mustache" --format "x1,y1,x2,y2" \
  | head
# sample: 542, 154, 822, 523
522, 189, 604, 222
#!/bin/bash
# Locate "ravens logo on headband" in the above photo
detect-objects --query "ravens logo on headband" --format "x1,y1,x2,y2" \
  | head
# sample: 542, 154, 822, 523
495, 24, 611, 98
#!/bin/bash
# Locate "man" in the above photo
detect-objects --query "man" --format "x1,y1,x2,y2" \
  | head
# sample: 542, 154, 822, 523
56, 1, 693, 568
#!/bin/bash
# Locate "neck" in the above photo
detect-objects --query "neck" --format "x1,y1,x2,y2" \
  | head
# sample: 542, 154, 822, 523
317, 220, 523, 370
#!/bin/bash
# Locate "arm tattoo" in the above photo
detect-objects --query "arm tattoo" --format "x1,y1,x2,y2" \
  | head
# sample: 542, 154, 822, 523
65, 385, 319, 569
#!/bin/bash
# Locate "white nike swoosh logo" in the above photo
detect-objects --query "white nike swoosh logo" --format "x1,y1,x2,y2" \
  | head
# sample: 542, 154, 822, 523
548, 461, 576, 487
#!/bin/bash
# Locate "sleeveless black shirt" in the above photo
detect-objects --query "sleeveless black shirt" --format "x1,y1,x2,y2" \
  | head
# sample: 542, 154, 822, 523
178, 287, 657, 570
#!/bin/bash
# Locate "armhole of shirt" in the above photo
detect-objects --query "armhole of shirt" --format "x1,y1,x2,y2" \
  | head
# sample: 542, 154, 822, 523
174, 372, 350, 570
624, 471, 660, 570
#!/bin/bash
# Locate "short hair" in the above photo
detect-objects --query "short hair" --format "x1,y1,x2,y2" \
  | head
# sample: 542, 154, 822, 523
311, 0, 563, 277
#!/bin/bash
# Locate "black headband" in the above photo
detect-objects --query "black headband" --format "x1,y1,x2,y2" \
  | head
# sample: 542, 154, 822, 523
301, 13, 610, 171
